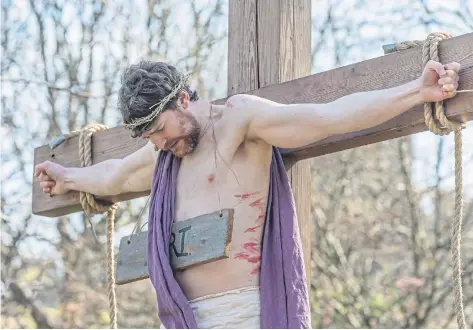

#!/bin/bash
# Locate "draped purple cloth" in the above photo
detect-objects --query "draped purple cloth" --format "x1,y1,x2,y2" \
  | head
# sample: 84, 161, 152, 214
147, 147, 310, 328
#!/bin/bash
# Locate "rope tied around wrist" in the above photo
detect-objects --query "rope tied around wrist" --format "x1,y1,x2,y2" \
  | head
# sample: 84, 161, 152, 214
388, 32, 471, 329
54, 124, 119, 329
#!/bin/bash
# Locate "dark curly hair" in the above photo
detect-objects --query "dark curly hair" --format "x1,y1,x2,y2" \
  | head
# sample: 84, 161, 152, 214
118, 61, 199, 137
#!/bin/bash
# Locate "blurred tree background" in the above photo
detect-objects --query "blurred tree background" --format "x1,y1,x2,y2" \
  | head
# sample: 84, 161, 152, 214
1, 0, 472, 328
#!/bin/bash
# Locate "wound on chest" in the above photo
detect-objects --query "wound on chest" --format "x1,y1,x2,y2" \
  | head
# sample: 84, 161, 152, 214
207, 173, 215, 184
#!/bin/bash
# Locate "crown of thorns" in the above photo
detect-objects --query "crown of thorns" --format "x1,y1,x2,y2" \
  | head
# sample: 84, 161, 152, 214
122, 73, 191, 130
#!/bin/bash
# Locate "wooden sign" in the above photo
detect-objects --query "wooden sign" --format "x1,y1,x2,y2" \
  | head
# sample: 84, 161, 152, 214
115, 209, 234, 285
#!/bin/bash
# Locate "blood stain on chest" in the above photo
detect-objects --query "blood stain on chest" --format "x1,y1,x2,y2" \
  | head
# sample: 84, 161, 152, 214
235, 241, 261, 264
249, 198, 265, 220
234, 191, 259, 202
207, 174, 215, 184
234, 238, 262, 275
233, 192, 266, 275
242, 242, 259, 254
243, 198, 266, 233
225, 100, 234, 108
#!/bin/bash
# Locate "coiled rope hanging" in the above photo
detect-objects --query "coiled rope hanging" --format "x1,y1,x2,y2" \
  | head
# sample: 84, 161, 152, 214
53, 124, 119, 329
387, 32, 471, 329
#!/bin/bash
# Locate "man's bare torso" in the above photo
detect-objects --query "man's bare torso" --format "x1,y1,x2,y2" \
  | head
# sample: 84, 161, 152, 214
170, 96, 274, 300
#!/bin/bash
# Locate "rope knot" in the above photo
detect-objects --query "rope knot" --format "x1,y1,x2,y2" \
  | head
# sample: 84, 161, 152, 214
422, 33, 465, 136
61, 123, 118, 329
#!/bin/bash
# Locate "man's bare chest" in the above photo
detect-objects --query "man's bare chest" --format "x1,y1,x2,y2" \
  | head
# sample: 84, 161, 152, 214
172, 146, 273, 292
174, 147, 271, 223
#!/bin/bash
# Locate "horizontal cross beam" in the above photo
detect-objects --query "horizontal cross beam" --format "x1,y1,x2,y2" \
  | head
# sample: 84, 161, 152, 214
32, 33, 473, 217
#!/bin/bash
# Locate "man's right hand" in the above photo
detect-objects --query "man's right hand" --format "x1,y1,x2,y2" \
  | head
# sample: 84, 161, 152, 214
34, 161, 70, 195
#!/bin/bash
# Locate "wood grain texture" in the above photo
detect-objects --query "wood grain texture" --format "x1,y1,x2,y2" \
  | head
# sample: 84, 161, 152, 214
258, 0, 312, 295
289, 0, 312, 290
115, 209, 234, 285
32, 33, 473, 217
228, 0, 258, 96
115, 231, 149, 285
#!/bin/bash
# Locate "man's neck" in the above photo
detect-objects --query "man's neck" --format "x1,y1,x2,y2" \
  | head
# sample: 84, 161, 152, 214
190, 99, 224, 127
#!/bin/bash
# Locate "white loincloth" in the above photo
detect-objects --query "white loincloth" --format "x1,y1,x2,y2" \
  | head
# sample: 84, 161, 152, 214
160, 286, 261, 329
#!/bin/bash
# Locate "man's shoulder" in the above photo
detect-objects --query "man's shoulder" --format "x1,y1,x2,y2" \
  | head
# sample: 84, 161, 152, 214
215, 94, 258, 135
225, 94, 279, 109
217, 94, 274, 159
219, 93, 281, 130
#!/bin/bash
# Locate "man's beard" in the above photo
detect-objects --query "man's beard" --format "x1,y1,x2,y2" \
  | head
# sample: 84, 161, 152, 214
171, 112, 201, 158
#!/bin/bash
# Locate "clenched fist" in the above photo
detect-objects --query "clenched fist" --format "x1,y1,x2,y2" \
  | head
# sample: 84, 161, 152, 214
34, 161, 69, 195
419, 60, 460, 103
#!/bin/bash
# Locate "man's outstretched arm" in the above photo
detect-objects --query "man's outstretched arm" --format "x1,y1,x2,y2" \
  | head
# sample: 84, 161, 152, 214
235, 60, 460, 149
34, 141, 158, 196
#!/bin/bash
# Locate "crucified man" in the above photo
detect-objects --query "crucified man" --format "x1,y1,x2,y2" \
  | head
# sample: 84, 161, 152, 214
35, 60, 461, 328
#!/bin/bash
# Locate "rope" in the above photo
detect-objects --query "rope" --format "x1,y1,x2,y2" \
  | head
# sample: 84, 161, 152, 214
391, 32, 471, 329
60, 124, 119, 329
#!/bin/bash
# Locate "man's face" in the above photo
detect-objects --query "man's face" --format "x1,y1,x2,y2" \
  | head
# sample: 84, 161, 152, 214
142, 108, 201, 157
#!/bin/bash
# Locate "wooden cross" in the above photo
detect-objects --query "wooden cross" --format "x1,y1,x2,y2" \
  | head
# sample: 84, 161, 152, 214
32, 0, 473, 291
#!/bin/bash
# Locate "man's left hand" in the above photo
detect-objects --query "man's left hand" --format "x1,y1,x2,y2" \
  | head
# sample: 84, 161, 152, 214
419, 60, 461, 103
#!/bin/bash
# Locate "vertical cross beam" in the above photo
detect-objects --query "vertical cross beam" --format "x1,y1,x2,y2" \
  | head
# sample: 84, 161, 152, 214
228, 0, 312, 294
